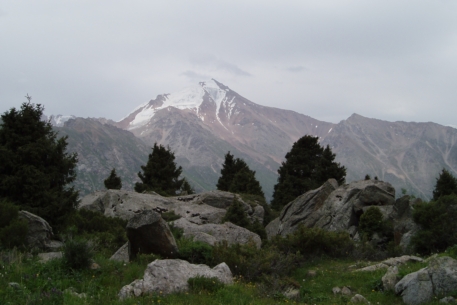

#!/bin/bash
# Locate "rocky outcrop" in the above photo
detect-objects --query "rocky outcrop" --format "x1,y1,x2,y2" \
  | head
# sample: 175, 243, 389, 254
126, 210, 178, 260
395, 256, 457, 305
266, 179, 396, 239
79, 190, 263, 225
392, 195, 422, 251
18, 211, 63, 251
172, 218, 262, 248
354, 255, 423, 272
118, 259, 232, 299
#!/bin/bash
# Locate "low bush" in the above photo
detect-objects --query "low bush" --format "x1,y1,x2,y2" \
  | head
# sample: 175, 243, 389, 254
62, 238, 93, 270
273, 226, 354, 259
0, 200, 28, 249
412, 195, 457, 254
212, 241, 301, 282
64, 209, 127, 255
177, 237, 213, 265
161, 210, 181, 222
187, 276, 225, 293
359, 206, 383, 238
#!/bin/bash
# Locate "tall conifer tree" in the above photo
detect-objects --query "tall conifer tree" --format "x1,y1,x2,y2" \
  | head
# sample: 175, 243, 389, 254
271, 135, 346, 211
104, 168, 122, 190
0, 102, 78, 228
134, 143, 183, 196
433, 168, 457, 200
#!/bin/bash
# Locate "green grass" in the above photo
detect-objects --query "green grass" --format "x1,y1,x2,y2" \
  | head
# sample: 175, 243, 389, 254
0, 248, 447, 305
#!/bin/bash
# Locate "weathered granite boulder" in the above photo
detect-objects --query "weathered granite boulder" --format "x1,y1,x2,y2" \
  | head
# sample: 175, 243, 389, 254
126, 210, 178, 260
118, 259, 232, 299
266, 179, 396, 239
172, 218, 262, 248
110, 242, 129, 263
382, 265, 399, 291
395, 256, 457, 305
265, 179, 339, 238
18, 211, 63, 251
79, 189, 263, 225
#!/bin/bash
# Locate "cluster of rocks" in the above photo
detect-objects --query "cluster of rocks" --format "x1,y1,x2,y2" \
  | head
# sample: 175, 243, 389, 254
266, 178, 420, 251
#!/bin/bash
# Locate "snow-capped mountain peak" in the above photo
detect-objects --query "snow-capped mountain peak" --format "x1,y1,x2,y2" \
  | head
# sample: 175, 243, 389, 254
121, 79, 232, 130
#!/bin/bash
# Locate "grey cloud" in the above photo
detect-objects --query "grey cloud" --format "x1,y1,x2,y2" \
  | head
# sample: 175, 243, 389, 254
287, 66, 306, 73
181, 71, 211, 82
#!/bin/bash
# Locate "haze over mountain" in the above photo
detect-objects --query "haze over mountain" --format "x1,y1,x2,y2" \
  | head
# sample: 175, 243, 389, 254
53, 79, 457, 201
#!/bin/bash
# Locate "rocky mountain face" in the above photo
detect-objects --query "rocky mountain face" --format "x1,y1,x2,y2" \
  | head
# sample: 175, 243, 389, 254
55, 118, 150, 196
50, 79, 457, 201
321, 114, 457, 198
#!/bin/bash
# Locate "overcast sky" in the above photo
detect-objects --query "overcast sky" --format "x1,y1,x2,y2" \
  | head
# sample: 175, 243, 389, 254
1, 1, 456, 126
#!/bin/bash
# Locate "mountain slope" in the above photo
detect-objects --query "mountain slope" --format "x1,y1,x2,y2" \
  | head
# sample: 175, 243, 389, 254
55, 118, 150, 196
321, 114, 457, 198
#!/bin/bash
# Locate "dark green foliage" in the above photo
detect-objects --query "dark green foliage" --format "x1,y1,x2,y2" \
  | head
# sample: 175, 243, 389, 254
433, 168, 457, 200
223, 198, 250, 228
180, 178, 195, 195
217, 152, 265, 198
239, 193, 279, 227
0, 219, 28, 249
103, 168, 122, 190
0, 199, 19, 228
62, 238, 93, 270
177, 238, 214, 264
365, 174, 371, 180
412, 195, 457, 254
0, 199, 28, 249
0, 102, 78, 229
272, 226, 354, 258
223, 198, 267, 240
188, 276, 225, 293
359, 206, 383, 239
212, 241, 301, 281
65, 209, 127, 254
160, 210, 181, 222
271, 136, 346, 211
134, 143, 184, 196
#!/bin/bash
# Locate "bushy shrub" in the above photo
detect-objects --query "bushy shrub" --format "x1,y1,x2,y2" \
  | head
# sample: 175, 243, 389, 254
177, 237, 213, 265
212, 241, 301, 282
161, 210, 181, 222
359, 206, 383, 238
0, 200, 28, 249
0, 218, 28, 249
223, 198, 250, 228
412, 195, 457, 254
64, 209, 127, 254
273, 226, 354, 258
187, 276, 225, 293
62, 238, 93, 270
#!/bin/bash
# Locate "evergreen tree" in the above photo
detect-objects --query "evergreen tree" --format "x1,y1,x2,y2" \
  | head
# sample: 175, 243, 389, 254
217, 151, 264, 198
229, 167, 264, 198
270, 135, 346, 211
433, 168, 457, 201
180, 178, 195, 195
134, 143, 183, 196
0, 102, 78, 228
222, 198, 250, 228
104, 168, 122, 190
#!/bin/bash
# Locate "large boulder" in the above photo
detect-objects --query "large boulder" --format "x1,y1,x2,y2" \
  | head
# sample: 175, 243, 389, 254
79, 189, 263, 225
118, 259, 232, 299
266, 179, 395, 239
395, 256, 457, 305
172, 218, 262, 248
126, 210, 178, 260
18, 211, 63, 251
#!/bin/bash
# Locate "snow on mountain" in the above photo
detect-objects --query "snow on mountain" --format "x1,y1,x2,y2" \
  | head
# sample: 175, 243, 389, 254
122, 79, 232, 130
